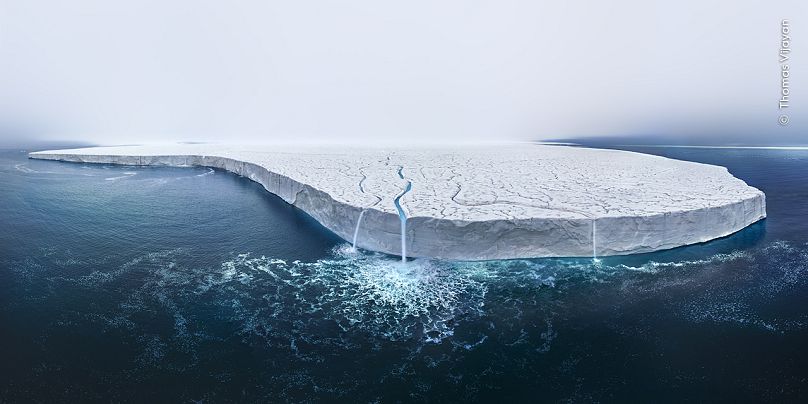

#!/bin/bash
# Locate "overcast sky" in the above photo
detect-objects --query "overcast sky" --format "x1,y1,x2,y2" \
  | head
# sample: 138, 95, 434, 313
1, 0, 805, 146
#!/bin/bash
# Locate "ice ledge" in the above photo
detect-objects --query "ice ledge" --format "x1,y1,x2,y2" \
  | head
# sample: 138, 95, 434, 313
29, 145, 766, 260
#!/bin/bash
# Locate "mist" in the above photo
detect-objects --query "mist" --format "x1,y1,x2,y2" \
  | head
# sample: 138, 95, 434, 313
1, 0, 805, 146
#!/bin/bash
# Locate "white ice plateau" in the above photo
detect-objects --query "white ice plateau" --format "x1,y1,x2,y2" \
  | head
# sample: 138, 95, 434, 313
29, 144, 766, 260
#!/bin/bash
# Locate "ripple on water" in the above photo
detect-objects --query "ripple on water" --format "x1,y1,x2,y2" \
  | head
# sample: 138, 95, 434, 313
8, 239, 808, 379
675, 241, 808, 332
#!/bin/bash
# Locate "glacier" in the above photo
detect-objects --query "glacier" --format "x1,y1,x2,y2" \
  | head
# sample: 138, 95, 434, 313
29, 144, 766, 260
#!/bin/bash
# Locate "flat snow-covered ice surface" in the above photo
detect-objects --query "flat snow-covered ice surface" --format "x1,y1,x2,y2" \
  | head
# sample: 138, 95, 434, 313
29, 144, 766, 260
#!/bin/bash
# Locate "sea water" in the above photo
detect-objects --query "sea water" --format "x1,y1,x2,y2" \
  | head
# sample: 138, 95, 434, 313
1, 144, 807, 402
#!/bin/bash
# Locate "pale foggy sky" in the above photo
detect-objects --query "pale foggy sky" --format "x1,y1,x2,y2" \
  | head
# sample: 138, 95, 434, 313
0, 0, 805, 146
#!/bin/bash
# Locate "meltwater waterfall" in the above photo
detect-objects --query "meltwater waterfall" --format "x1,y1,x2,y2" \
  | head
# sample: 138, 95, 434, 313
592, 219, 599, 262
352, 210, 365, 250
393, 167, 412, 262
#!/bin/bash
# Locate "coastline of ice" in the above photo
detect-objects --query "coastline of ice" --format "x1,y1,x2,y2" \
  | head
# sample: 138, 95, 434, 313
29, 144, 766, 260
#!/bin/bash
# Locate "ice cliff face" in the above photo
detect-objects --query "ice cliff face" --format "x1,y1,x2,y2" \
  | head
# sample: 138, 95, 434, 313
29, 145, 766, 260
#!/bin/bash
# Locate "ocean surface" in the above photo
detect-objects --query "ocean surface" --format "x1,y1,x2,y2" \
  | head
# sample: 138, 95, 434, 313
1, 144, 807, 402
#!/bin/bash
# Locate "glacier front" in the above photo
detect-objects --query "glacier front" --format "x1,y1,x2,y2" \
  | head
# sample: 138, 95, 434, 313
29, 144, 766, 260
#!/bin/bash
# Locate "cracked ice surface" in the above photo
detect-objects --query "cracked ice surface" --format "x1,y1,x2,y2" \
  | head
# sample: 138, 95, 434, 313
29, 144, 765, 260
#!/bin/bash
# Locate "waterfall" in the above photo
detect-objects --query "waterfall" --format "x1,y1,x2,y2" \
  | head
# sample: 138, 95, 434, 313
393, 167, 412, 262
352, 210, 365, 250
592, 219, 599, 262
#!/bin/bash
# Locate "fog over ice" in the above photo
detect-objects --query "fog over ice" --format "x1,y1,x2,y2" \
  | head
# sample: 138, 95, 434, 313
1, 0, 805, 146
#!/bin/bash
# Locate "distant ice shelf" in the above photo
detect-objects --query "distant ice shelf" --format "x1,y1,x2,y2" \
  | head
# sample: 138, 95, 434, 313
29, 144, 766, 260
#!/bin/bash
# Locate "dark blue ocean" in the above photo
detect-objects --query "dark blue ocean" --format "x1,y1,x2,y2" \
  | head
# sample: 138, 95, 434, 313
1, 144, 807, 402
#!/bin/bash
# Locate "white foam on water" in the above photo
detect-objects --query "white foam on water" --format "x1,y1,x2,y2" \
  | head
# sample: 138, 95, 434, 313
211, 247, 490, 343
13, 163, 79, 175
612, 250, 750, 274
20, 240, 808, 359
14, 163, 36, 173
105, 171, 137, 181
